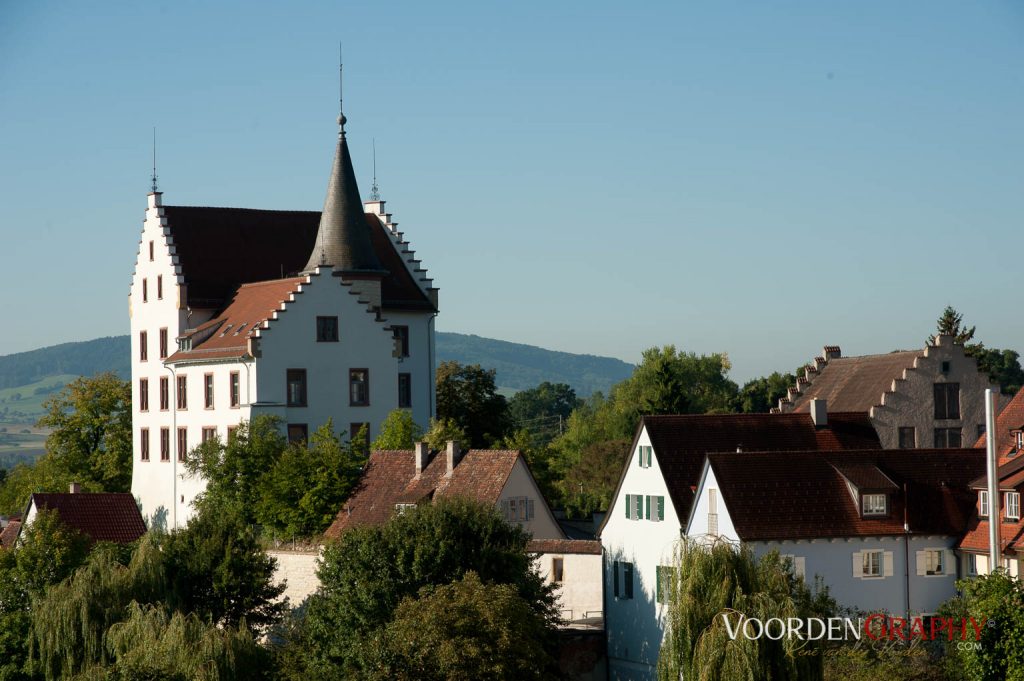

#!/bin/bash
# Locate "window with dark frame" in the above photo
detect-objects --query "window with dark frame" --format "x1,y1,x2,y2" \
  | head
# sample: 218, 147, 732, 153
862, 494, 887, 516
898, 427, 915, 449
139, 331, 148, 361
392, 326, 410, 357
140, 428, 150, 461
159, 328, 168, 359
142, 278, 148, 302
176, 375, 187, 410
157, 275, 163, 300
139, 379, 149, 412
159, 377, 169, 411
398, 373, 412, 408
230, 372, 240, 408
934, 427, 962, 448
552, 557, 564, 582
201, 427, 217, 443
349, 369, 369, 406
160, 428, 170, 461
204, 374, 214, 409
177, 427, 187, 462
287, 369, 308, 407
287, 424, 309, 445
933, 383, 961, 420
977, 424, 986, 441
149, 241, 154, 260
979, 490, 989, 517
316, 316, 339, 342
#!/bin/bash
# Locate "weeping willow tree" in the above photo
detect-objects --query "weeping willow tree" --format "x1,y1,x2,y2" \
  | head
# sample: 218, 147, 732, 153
28, 534, 167, 680
657, 539, 835, 681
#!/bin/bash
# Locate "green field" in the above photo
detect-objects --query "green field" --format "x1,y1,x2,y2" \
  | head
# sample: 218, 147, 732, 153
0, 374, 77, 424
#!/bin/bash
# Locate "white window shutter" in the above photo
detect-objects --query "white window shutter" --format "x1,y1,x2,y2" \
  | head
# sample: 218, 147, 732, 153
945, 550, 955, 575
528, 499, 535, 520
795, 557, 806, 580
916, 551, 926, 576
852, 552, 862, 578
883, 552, 894, 577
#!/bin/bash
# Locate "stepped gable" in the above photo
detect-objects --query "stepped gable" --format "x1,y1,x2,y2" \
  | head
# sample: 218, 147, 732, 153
643, 412, 881, 522
161, 207, 434, 311
324, 448, 520, 538
29, 492, 146, 544
975, 386, 1024, 463
706, 448, 984, 541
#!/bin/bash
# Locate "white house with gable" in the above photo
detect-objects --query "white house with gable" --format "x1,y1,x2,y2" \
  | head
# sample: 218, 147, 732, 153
129, 103, 438, 529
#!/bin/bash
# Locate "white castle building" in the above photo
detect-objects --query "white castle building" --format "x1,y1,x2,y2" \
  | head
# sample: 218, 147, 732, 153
129, 106, 439, 529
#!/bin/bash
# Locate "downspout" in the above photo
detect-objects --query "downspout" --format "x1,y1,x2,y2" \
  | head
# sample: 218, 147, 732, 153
985, 389, 1002, 571
903, 482, 911, 620
163, 361, 178, 531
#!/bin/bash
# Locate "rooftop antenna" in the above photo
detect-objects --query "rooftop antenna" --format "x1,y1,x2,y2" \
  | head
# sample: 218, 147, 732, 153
370, 138, 380, 201
150, 127, 159, 193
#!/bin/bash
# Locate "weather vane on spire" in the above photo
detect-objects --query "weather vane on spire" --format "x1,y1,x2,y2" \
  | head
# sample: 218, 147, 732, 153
370, 138, 380, 201
338, 43, 346, 136
150, 127, 159, 193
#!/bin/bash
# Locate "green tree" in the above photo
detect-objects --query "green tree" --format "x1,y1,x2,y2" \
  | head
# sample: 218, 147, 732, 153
256, 421, 366, 538
36, 373, 132, 492
927, 307, 1024, 394
561, 438, 630, 517
371, 410, 425, 450
939, 570, 1024, 681
657, 539, 834, 681
370, 571, 557, 680
507, 382, 579, 446
738, 371, 797, 413
929, 305, 976, 345
295, 498, 557, 678
435, 362, 510, 447
422, 417, 468, 452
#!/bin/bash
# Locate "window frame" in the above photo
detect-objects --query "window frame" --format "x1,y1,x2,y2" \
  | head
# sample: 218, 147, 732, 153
140, 428, 150, 462
979, 490, 989, 518
398, 372, 412, 408
176, 375, 187, 410
862, 493, 888, 517
159, 328, 168, 359
159, 377, 169, 411
349, 368, 370, 406
139, 378, 149, 412
286, 369, 308, 407
139, 331, 148, 362
229, 371, 240, 408
933, 382, 961, 420
898, 427, 916, 449
201, 427, 217, 443
157, 275, 163, 300
1006, 492, 1021, 520
204, 373, 214, 409
316, 315, 339, 342
392, 325, 410, 357
552, 557, 564, 583
924, 549, 944, 576
863, 550, 883, 578
176, 427, 187, 462
142, 278, 148, 302
934, 427, 962, 448
287, 423, 309, 445
160, 428, 170, 462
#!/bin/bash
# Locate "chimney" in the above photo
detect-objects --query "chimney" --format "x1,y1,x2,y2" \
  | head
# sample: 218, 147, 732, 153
445, 440, 462, 475
810, 399, 827, 428
822, 345, 842, 361
69, 482, 81, 494
414, 441, 429, 475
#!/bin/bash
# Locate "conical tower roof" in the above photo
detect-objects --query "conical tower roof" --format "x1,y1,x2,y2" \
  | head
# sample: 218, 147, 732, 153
303, 114, 386, 275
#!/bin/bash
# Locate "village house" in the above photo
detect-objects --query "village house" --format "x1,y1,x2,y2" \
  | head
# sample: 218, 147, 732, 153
774, 335, 1006, 450
599, 408, 881, 680
958, 387, 1024, 575
686, 449, 984, 616
129, 102, 438, 528
18, 483, 147, 546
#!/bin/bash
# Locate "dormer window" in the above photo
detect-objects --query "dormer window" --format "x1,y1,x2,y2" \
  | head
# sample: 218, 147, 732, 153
979, 490, 989, 518
862, 494, 887, 516
395, 503, 416, 515
1006, 492, 1021, 521
178, 337, 192, 352
1015, 431, 1024, 452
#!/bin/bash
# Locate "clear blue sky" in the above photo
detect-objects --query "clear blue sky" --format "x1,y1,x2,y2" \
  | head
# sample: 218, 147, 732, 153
1, 1, 1021, 382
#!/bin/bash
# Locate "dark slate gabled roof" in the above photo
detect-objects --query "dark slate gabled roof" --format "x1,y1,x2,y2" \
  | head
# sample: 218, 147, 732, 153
707, 449, 984, 541
30, 493, 146, 544
790, 350, 924, 412
162, 207, 434, 312
644, 412, 881, 520
303, 130, 386, 275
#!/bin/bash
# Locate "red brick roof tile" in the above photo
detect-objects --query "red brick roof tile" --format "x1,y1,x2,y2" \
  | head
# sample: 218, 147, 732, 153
30, 493, 146, 544
0, 520, 21, 549
790, 351, 923, 412
324, 449, 521, 539
644, 412, 881, 519
706, 449, 984, 541
527, 539, 602, 555
975, 386, 1024, 464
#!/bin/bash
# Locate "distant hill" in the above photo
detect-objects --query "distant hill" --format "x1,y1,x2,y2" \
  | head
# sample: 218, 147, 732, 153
0, 332, 633, 421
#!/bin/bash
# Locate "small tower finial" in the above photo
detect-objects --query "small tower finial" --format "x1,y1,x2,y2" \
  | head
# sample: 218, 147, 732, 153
150, 127, 159, 193
370, 138, 380, 201
338, 43, 346, 136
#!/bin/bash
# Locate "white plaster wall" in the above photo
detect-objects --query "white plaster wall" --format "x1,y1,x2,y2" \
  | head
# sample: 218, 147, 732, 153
534, 552, 603, 621
500, 458, 564, 540
686, 464, 738, 541
268, 549, 321, 607
383, 311, 435, 431
601, 427, 684, 680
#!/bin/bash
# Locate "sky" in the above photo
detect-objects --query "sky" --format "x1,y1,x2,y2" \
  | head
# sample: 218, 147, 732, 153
0, 0, 1021, 382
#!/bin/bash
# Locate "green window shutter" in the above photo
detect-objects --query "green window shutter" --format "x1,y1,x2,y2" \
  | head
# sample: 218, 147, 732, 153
613, 560, 620, 597
625, 494, 631, 519
638, 448, 643, 467
657, 496, 665, 521
645, 495, 651, 520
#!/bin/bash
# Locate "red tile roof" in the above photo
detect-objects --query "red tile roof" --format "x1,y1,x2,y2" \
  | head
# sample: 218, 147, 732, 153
527, 539, 602, 555
162, 207, 434, 311
644, 412, 881, 519
324, 449, 522, 538
706, 449, 984, 541
30, 493, 146, 544
975, 386, 1024, 464
0, 519, 21, 549
166, 277, 305, 362
960, 442, 1024, 555
790, 350, 924, 412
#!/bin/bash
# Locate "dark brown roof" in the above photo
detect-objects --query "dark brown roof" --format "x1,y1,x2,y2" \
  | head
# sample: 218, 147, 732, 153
644, 412, 881, 519
30, 493, 146, 544
975, 386, 1024, 463
790, 350, 923, 412
527, 539, 602, 555
324, 449, 521, 538
0, 519, 21, 549
968, 455, 1024, 490
162, 207, 433, 311
706, 449, 984, 541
